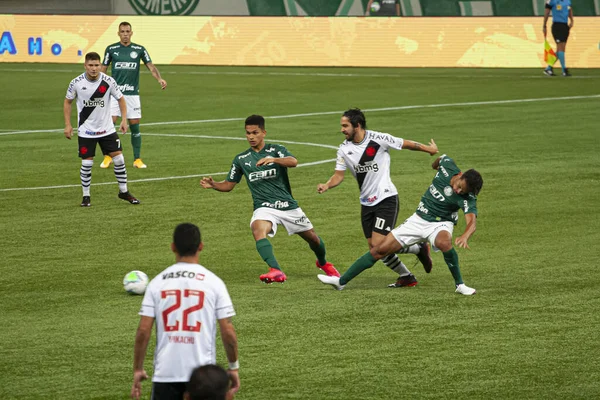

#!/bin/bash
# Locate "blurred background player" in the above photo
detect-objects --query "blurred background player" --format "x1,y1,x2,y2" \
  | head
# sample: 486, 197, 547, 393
101, 21, 167, 169
131, 223, 239, 400
543, 0, 574, 76
63, 51, 139, 207
200, 115, 340, 284
319, 155, 483, 296
365, 0, 401, 16
317, 108, 436, 288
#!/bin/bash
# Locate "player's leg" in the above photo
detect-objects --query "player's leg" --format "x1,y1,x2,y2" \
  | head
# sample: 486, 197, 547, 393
433, 228, 476, 295
78, 137, 96, 207
296, 228, 340, 277
101, 112, 119, 169
552, 23, 570, 76
128, 95, 146, 168
100, 133, 140, 204
250, 211, 286, 283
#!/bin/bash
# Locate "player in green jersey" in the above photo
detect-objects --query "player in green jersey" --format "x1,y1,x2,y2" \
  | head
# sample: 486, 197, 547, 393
100, 21, 167, 169
200, 115, 340, 284
318, 154, 483, 295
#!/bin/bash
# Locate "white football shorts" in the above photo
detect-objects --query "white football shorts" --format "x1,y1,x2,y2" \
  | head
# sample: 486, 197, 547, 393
390, 213, 454, 252
111, 95, 142, 119
250, 207, 313, 236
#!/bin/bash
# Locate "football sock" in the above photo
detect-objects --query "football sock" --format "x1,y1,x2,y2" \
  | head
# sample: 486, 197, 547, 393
397, 244, 420, 254
443, 248, 463, 285
340, 252, 377, 285
256, 238, 281, 270
130, 123, 141, 159
309, 237, 327, 266
382, 254, 411, 277
557, 51, 566, 72
112, 154, 128, 193
80, 159, 93, 196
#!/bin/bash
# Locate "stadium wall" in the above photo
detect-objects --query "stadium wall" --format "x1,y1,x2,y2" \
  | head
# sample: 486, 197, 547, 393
1, 15, 599, 68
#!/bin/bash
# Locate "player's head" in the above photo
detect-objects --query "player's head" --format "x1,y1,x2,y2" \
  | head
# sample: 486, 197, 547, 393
461, 169, 483, 196
118, 21, 133, 44
244, 115, 266, 149
84, 52, 102, 79
172, 223, 202, 257
340, 108, 366, 142
185, 364, 230, 400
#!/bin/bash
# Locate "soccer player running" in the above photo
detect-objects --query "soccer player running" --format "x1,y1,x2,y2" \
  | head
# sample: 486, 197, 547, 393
131, 223, 240, 400
101, 21, 167, 169
200, 114, 340, 284
318, 154, 483, 295
543, 0, 574, 77
317, 108, 436, 288
63, 52, 140, 207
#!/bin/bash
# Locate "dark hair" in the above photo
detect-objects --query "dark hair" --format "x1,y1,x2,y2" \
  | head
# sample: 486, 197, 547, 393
245, 114, 265, 130
119, 21, 132, 29
462, 169, 483, 196
173, 223, 201, 257
186, 364, 230, 400
342, 108, 367, 130
85, 52, 101, 62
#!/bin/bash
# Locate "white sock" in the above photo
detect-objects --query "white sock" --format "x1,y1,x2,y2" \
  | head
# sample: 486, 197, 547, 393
382, 254, 411, 277
112, 154, 128, 193
80, 159, 93, 196
398, 244, 420, 255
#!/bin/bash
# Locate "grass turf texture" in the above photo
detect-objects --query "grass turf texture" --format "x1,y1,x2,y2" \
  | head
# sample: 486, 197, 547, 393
0, 64, 599, 399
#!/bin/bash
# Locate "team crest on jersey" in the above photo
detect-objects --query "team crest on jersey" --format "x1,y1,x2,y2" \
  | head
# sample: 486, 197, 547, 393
128, 0, 199, 15
444, 186, 453, 197
98, 85, 107, 94
366, 146, 377, 157
130, 51, 138, 58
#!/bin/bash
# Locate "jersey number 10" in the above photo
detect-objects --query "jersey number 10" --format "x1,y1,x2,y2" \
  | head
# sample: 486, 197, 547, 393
161, 289, 205, 332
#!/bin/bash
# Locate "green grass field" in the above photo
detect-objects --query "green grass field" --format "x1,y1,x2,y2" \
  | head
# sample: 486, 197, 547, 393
0, 63, 599, 400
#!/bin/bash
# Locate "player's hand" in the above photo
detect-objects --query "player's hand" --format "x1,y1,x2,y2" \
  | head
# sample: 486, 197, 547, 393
542, 26, 547, 37
256, 157, 274, 166
200, 176, 215, 189
159, 79, 167, 90
120, 120, 128, 134
130, 369, 148, 400
428, 139, 438, 156
227, 369, 240, 398
455, 235, 470, 249
64, 125, 73, 140
317, 183, 328, 194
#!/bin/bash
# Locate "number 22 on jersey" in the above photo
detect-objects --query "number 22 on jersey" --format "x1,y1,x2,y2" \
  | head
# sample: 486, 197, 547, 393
161, 289, 205, 332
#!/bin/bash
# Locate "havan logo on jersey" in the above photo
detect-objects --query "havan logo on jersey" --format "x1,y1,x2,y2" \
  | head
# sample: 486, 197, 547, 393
248, 168, 276, 182
162, 270, 206, 280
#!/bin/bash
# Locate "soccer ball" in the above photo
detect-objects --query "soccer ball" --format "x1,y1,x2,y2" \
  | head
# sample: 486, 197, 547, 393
123, 270, 149, 295
370, 1, 381, 12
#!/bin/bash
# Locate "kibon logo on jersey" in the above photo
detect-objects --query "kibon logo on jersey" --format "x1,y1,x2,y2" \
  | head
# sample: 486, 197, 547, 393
128, 0, 200, 15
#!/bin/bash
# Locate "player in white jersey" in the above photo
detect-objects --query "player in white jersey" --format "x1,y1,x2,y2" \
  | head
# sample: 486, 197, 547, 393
131, 223, 240, 400
63, 52, 139, 207
317, 108, 438, 287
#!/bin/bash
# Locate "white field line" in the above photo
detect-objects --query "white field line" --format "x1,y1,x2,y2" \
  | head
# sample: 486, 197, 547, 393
1, 94, 599, 137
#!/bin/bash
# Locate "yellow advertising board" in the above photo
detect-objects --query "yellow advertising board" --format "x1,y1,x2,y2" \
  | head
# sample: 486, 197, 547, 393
1, 15, 599, 67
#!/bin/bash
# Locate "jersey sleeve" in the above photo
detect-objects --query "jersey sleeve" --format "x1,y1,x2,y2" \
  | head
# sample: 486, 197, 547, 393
141, 46, 152, 64
102, 47, 111, 66
334, 146, 346, 171
139, 281, 156, 317
438, 154, 460, 175
386, 134, 404, 151
215, 281, 236, 320
461, 194, 478, 216
226, 158, 244, 183
65, 79, 77, 100
545, 0, 555, 9
108, 77, 123, 100
274, 144, 294, 159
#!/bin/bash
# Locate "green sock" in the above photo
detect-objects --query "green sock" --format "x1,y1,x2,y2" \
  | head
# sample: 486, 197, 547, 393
340, 252, 376, 285
130, 123, 141, 159
256, 238, 281, 270
443, 248, 463, 285
309, 237, 327, 266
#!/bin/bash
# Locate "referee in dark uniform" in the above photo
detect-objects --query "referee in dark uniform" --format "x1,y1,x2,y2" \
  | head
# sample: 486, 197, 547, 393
543, 0, 574, 76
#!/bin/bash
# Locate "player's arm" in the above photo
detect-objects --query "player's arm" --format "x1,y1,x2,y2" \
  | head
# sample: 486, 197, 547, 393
256, 156, 297, 168
365, 0, 374, 15
145, 62, 167, 90
568, 7, 574, 27
455, 212, 477, 249
101, 65, 108, 73
396, 1, 401, 16
63, 98, 74, 139
131, 316, 153, 400
317, 169, 345, 194
401, 138, 438, 156
431, 154, 446, 170
200, 177, 237, 192
543, 2, 552, 35
218, 317, 240, 395
117, 96, 128, 133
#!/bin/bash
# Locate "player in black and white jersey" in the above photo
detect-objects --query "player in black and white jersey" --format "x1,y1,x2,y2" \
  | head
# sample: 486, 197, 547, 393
131, 223, 240, 400
63, 52, 139, 207
317, 108, 437, 287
